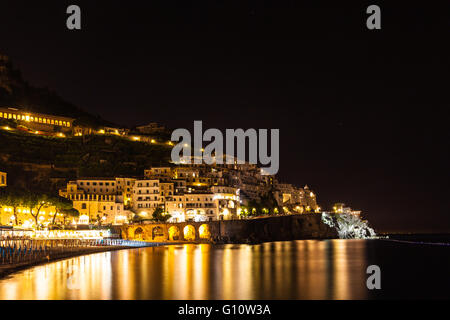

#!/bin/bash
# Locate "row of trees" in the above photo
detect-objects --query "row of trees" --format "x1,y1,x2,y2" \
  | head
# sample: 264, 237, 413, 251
0, 187, 79, 229
239, 192, 284, 218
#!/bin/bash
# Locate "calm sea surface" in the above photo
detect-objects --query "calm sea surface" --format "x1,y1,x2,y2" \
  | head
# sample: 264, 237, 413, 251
1, 239, 449, 300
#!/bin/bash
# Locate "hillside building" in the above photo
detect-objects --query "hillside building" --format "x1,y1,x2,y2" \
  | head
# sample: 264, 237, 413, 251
0, 107, 74, 134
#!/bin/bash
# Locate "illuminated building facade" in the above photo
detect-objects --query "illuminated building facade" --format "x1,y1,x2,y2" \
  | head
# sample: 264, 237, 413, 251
68, 194, 126, 225
164, 187, 239, 222
132, 179, 162, 217
54, 164, 318, 225
60, 179, 132, 224
0, 107, 74, 133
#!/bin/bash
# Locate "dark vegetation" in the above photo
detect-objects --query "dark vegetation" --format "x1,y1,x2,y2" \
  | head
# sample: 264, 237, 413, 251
0, 129, 172, 188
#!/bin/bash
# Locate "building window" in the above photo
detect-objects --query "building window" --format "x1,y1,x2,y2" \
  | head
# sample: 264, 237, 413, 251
81, 203, 87, 209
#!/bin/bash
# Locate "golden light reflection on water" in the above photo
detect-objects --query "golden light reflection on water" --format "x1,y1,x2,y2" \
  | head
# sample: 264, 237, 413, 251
0, 240, 368, 300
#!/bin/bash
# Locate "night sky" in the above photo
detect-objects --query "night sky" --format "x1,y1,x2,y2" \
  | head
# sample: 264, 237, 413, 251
0, 1, 449, 233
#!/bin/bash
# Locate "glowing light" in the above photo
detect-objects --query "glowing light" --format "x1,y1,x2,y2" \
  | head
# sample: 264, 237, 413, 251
33, 229, 109, 239
199, 224, 211, 239
78, 215, 89, 224
22, 220, 33, 229
183, 225, 196, 241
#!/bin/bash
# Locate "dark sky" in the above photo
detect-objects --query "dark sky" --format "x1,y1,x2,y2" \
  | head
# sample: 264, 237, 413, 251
0, 1, 449, 233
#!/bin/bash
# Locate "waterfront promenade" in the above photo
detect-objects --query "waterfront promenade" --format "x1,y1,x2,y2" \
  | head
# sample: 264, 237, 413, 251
0, 238, 160, 279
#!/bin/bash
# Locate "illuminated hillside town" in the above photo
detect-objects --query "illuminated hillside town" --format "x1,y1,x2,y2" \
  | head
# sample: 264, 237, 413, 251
2, 2, 449, 303
0, 106, 337, 230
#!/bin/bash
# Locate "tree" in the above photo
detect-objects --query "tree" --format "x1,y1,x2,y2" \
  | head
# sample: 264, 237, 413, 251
61, 208, 80, 225
49, 196, 74, 225
23, 192, 50, 229
152, 207, 171, 222
0, 187, 26, 226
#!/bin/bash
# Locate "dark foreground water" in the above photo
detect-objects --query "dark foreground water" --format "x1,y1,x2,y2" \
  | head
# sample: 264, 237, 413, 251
0, 239, 449, 300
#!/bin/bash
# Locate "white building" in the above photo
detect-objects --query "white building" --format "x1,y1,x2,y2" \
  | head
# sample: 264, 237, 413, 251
132, 179, 162, 217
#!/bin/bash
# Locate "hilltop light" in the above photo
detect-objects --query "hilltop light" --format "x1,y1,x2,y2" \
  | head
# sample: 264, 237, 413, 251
151, 139, 156, 144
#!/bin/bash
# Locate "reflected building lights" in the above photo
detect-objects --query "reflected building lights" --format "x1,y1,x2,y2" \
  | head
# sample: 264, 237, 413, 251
0, 240, 369, 300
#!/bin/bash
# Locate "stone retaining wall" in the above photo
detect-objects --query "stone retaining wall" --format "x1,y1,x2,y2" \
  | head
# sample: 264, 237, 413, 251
121, 214, 338, 244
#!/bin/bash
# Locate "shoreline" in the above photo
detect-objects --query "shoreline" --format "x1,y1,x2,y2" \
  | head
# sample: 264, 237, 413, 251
0, 245, 137, 280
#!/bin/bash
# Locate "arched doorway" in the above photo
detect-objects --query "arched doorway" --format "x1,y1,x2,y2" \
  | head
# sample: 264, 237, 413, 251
152, 226, 164, 240
168, 226, 180, 241
198, 224, 211, 240
134, 227, 144, 240
183, 225, 196, 241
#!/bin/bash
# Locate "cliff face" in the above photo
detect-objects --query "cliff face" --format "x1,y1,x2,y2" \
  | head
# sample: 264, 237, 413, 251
121, 214, 339, 244
210, 214, 338, 243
